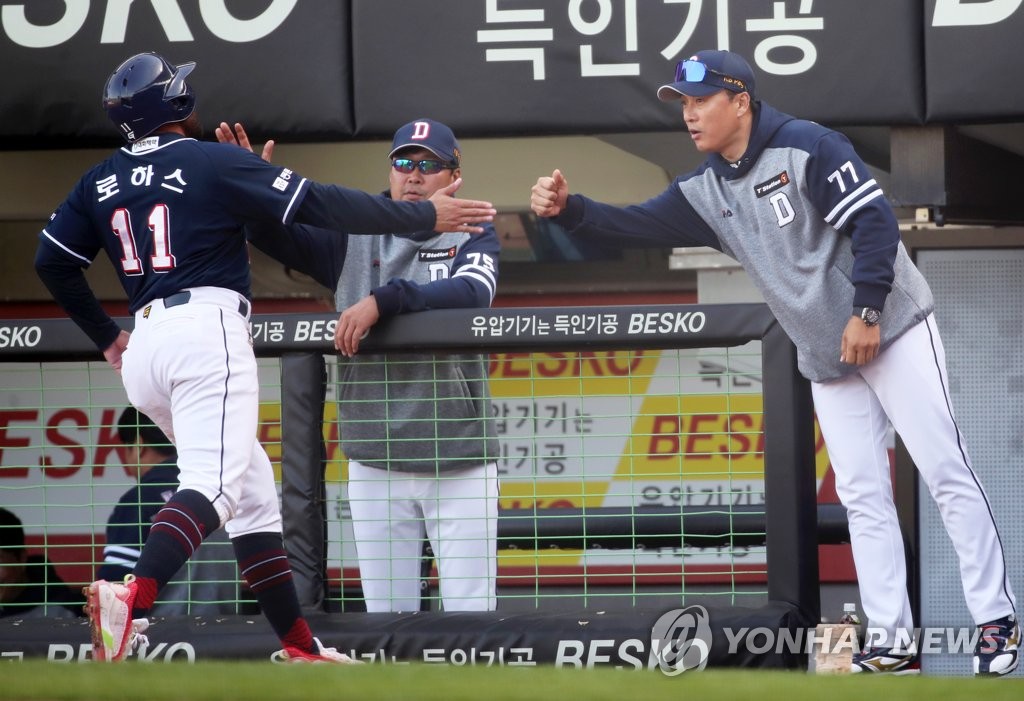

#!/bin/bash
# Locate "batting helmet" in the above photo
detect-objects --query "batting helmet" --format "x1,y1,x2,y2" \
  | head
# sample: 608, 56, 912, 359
102, 52, 196, 142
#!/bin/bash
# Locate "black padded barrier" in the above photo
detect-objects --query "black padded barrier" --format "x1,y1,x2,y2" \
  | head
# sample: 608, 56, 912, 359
1, 604, 808, 668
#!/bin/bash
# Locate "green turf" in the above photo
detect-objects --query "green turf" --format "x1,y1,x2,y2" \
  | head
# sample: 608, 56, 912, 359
1, 662, 1021, 701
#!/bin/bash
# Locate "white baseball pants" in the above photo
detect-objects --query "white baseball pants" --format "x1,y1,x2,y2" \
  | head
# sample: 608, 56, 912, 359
812, 314, 1016, 645
347, 460, 498, 612
121, 286, 282, 537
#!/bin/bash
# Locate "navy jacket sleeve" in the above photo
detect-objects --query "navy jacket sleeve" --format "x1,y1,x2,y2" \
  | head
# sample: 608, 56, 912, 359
804, 130, 898, 310
554, 184, 720, 250
296, 183, 436, 235
34, 240, 121, 350
246, 221, 346, 292
96, 487, 150, 582
371, 226, 500, 317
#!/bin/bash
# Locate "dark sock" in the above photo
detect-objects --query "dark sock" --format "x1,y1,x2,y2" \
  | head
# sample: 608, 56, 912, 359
232, 532, 314, 653
131, 489, 220, 616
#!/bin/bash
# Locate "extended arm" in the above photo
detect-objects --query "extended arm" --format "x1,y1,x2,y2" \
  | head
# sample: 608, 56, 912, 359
297, 179, 496, 236
246, 221, 346, 292
532, 169, 720, 250
215, 121, 497, 236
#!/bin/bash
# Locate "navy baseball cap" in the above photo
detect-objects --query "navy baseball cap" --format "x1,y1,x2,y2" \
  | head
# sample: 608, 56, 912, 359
388, 118, 461, 166
657, 50, 756, 102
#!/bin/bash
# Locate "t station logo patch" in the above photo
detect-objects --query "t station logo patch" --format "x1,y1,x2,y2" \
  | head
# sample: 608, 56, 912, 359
418, 246, 457, 262
753, 171, 790, 198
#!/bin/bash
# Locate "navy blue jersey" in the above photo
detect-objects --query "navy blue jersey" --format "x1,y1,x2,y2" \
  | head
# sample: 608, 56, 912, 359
35, 134, 437, 349
39, 134, 309, 314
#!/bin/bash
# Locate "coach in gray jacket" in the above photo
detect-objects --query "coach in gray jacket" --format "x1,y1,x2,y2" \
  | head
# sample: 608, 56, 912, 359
233, 119, 500, 612
531, 50, 1018, 676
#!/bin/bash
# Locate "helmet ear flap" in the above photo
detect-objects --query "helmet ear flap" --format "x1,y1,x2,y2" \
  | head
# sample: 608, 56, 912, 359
168, 94, 193, 117
102, 52, 197, 142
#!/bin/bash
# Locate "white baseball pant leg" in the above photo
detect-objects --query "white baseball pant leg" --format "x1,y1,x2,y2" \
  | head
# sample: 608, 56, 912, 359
348, 461, 498, 612
122, 287, 281, 533
422, 463, 498, 612
348, 462, 425, 612
813, 314, 1016, 645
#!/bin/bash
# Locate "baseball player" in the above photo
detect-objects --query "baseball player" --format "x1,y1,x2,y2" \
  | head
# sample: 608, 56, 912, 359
222, 119, 500, 612
530, 50, 1019, 676
34, 52, 494, 663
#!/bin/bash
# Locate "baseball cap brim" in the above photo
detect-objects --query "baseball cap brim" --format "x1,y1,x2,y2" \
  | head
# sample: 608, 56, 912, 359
657, 81, 727, 102
388, 142, 454, 162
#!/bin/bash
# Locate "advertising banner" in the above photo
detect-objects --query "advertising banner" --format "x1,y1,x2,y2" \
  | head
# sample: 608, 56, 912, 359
8, 3, 1024, 144
0, 1, 352, 146
924, 0, 1024, 119
2, 1, 936, 146
351, 0, 923, 134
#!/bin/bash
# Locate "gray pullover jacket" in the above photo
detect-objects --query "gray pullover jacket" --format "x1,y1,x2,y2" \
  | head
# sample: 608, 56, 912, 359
248, 207, 500, 472
555, 103, 934, 382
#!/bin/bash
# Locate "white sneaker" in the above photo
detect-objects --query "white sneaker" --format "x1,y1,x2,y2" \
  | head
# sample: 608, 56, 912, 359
850, 646, 921, 675
974, 614, 1020, 676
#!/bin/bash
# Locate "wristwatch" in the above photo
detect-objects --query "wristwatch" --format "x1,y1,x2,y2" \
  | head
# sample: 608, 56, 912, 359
856, 306, 882, 327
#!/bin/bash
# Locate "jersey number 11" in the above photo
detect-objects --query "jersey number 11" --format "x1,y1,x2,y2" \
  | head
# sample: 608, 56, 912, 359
112, 205, 176, 275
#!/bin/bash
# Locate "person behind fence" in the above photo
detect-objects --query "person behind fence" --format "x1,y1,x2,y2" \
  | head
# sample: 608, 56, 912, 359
99, 407, 239, 616
34, 51, 493, 664
217, 118, 500, 612
529, 49, 1019, 677
0, 507, 83, 619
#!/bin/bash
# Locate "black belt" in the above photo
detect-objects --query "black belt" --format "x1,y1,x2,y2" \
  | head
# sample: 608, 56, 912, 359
163, 291, 249, 317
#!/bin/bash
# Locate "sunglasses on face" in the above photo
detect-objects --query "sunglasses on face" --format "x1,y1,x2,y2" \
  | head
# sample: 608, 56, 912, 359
673, 59, 747, 91
391, 158, 456, 175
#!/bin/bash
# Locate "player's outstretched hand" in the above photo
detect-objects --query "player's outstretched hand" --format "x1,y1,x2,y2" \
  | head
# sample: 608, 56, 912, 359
429, 178, 497, 234
215, 121, 275, 163
531, 169, 568, 217
103, 329, 130, 374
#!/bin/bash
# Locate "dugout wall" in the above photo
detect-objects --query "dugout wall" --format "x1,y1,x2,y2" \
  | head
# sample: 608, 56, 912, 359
0, 303, 831, 667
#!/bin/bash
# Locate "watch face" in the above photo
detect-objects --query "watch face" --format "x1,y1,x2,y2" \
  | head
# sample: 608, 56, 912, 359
861, 307, 881, 326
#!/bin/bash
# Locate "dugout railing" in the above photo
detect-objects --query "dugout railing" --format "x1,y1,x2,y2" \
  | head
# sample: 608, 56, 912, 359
0, 303, 829, 667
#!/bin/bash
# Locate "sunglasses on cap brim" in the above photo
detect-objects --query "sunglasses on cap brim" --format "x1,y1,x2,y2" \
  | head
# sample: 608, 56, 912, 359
391, 158, 458, 175
674, 59, 748, 92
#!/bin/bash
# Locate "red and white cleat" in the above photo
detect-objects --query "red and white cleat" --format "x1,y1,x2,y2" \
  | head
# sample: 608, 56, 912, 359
279, 637, 362, 664
83, 575, 147, 662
